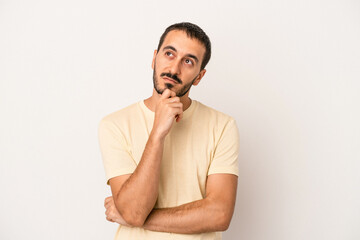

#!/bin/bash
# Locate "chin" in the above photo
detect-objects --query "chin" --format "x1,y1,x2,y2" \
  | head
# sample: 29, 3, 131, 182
164, 83, 175, 89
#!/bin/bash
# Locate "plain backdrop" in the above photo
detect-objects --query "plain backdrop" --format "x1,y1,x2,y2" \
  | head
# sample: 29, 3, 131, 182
1, 0, 359, 239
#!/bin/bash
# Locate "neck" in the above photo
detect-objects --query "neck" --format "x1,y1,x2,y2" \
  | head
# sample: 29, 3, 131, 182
144, 89, 192, 112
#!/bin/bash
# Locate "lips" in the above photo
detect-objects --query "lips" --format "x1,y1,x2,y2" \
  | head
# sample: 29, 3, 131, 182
163, 76, 178, 84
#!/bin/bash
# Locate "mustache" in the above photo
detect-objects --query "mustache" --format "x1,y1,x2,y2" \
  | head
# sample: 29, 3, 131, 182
160, 72, 182, 84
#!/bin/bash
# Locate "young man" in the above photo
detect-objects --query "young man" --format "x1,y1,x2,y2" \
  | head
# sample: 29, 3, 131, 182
99, 22, 239, 239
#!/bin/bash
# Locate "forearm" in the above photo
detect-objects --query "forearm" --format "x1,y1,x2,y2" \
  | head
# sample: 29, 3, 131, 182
143, 197, 231, 234
111, 91, 186, 227
115, 131, 164, 226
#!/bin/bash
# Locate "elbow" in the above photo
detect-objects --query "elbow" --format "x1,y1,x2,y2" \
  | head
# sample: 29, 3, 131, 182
216, 209, 233, 231
206, 197, 235, 232
121, 211, 146, 227
115, 196, 148, 227
218, 218, 231, 231
117, 201, 147, 227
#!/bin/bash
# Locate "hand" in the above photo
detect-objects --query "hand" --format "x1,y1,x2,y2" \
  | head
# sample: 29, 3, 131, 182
104, 196, 130, 226
152, 89, 183, 138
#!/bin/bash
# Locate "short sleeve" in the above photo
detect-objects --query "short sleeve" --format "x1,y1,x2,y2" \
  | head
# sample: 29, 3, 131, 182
208, 118, 239, 176
98, 119, 137, 185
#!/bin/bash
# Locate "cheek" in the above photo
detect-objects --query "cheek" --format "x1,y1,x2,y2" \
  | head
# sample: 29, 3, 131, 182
157, 57, 169, 68
187, 71, 199, 81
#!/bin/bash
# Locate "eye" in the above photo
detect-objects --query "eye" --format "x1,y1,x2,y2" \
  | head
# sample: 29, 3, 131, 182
165, 51, 173, 57
184, 59, 193, 65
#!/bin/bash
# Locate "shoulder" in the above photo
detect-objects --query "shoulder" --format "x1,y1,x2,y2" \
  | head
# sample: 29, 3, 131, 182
101, 102, 140, 122
99, 101, 142, 130
194, 100, 236, 126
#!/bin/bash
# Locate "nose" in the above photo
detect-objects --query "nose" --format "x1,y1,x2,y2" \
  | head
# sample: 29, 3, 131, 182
169, 58, 181, 76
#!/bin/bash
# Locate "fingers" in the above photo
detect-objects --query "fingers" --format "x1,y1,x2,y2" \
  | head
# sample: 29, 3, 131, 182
167, 102, 183, 117
167, 96, 180, 103
169, 90, 176, 98
160, 97, 183, 115
104, 201, 111, 209
106, 207, 115, 223
104, 196, 113, 207
105, 201, 117, 223
160, 89, 172, 99
153, 89, 184, 137
105, 196, 125, 224
106, 216, 114, 222
176, 112, 183, 122
161, 89, 176, 99
160, 101, 183, 123
166, 101, 182, 108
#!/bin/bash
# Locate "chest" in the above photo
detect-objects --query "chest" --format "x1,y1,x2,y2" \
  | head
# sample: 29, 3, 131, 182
128, 119, 218, 206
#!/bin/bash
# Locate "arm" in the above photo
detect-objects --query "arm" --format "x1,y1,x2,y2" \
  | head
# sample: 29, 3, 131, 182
108, 134, 163, 227
109, 89, 183, 227
105, 173, 238, 233
143, 173, 238, 233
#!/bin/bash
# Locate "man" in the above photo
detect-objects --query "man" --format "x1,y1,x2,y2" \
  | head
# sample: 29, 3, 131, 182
98, 22, 239, 239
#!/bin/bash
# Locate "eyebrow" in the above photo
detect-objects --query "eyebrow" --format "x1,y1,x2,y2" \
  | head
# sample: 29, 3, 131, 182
162, 45, 199, 64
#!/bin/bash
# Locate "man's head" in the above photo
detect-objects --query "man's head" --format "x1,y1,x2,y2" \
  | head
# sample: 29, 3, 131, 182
157, 22, 211, 70
152, 22, 211, 97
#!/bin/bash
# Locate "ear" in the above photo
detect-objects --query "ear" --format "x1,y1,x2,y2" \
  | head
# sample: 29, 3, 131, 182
151, 49, 157, 69
192, 69, 206, 86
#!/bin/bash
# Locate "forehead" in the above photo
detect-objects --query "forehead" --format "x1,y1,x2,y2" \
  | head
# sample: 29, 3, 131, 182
161, 30, 206, 61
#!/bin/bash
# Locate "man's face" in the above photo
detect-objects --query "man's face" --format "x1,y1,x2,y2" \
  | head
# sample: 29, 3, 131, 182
152, 30, 206, 97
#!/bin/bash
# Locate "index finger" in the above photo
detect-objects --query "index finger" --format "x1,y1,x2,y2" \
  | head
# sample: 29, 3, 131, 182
161, 89, 176, 99
169, 90, 176, 98
160, 89, 171, 99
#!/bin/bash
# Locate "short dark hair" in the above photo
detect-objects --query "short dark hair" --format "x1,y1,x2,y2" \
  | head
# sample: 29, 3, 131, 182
157, 22, 211, 70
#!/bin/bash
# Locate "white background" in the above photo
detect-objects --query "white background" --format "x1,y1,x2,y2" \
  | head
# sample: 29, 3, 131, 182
1, 0, 359, 239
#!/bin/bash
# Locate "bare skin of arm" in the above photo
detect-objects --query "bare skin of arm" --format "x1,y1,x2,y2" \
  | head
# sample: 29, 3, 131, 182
143, 173, 238, 233
108, 89, 183, 227
105, 173, 238, 233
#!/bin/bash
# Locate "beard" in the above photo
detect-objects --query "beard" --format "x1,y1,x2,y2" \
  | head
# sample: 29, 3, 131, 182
152, 63, 197, 97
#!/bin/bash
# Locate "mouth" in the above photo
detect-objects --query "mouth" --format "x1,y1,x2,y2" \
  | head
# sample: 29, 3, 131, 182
163, 76, 178, 84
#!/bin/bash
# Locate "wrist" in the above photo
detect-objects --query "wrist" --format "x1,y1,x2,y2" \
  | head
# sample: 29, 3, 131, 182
149, 129, 166, 142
